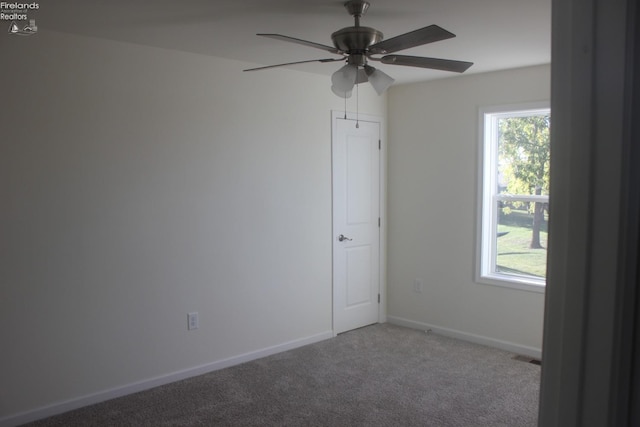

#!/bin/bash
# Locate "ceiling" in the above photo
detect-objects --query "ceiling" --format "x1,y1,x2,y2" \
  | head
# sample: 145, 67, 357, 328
36, 0, 551, 85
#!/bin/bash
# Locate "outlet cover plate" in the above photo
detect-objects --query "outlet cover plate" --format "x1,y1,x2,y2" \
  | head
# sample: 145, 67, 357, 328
188, 312, 199, 330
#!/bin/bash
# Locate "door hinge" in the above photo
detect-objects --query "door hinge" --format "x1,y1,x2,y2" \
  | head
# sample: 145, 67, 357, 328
378, 217, 381, 228
378, 139, 381, 150
378, 294, 381, 303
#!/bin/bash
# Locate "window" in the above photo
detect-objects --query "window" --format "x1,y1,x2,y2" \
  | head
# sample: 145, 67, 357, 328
477, 103, 550, 292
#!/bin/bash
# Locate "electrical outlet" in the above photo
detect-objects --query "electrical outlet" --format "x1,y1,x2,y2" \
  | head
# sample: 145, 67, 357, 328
187, 312, 199, 330
413, 279, 423, 293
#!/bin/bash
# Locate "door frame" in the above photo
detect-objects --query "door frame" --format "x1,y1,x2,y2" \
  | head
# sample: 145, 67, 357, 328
331, 110, 387, 335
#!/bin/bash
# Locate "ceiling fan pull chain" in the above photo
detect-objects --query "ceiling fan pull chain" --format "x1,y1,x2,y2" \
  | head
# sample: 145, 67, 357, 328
356, 81, 360, 128
344, 94, 347, 119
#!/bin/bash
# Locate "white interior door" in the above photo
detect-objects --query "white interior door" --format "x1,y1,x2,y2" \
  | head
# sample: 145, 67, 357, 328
332, 114, 381, 334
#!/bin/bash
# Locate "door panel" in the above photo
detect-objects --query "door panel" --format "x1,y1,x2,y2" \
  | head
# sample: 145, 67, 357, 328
346, 245, 372, 307
346, 134, 373, 224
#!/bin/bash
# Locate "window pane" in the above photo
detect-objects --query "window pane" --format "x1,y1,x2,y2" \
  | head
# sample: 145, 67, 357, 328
497, 115, 550, 199
495, 201, 548, 279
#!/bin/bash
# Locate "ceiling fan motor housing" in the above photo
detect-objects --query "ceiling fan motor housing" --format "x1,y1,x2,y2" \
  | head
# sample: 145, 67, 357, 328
332, 27, 383, 57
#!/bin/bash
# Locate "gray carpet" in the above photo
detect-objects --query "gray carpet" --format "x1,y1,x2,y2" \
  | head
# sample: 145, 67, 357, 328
24, 323, 540, 426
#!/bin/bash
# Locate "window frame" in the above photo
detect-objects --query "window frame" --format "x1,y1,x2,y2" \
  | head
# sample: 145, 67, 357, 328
476, 102, 550, 293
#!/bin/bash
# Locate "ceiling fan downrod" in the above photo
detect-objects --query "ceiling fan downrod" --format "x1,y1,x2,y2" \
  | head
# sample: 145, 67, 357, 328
344, 0, 369, 27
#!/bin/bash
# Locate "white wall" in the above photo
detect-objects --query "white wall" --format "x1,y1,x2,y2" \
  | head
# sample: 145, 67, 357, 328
386, 65, 550, 355
0, 31, 385, 422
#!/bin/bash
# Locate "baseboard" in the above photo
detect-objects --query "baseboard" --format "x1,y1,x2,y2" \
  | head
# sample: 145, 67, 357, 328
387, 316, 542, 359
0, 330, 334, 427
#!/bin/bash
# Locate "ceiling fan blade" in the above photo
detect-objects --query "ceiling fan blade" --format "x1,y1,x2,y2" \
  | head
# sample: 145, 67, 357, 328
368, 25, 455, 55
381, 55, 473, 73
257, 33, 342, 54
243, 58, 344, 72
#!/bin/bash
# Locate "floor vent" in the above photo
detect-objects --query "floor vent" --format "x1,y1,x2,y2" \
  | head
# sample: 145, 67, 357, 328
513, 355, 541, 366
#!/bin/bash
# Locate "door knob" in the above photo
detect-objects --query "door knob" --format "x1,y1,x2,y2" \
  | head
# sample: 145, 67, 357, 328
338, 234, 353, 242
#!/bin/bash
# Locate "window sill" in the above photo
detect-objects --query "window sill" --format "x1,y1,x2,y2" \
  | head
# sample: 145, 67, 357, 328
476, 274, 546, 294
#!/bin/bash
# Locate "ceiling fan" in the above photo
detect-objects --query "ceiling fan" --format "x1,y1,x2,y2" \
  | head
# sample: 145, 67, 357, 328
243, 0, 473, 97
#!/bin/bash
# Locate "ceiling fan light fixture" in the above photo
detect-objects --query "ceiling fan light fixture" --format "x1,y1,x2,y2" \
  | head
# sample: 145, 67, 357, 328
331, 85, 353, 98
356, 68, 369, 84
331, 63, 358, 93
365, 65, 395, 95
